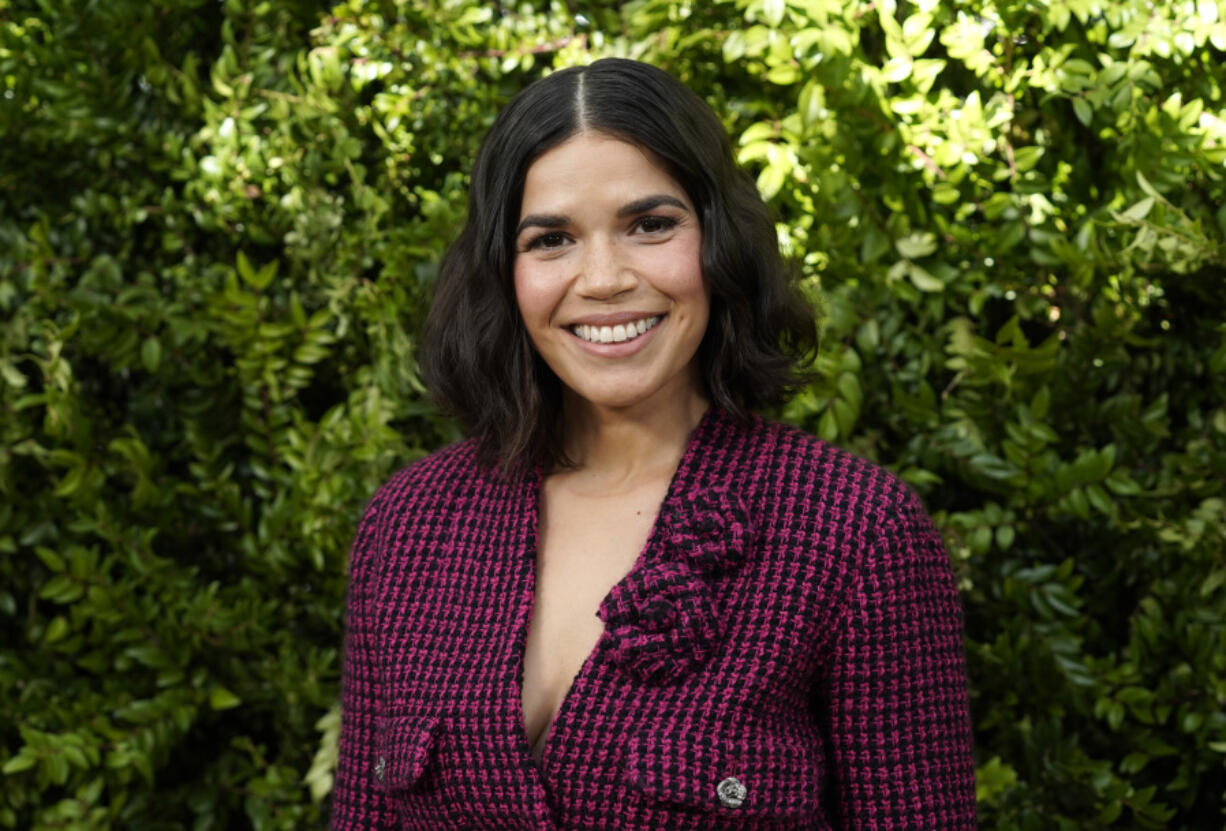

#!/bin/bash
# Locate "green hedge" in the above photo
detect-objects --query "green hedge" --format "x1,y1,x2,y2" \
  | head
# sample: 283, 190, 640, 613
2, 0, 1224, 828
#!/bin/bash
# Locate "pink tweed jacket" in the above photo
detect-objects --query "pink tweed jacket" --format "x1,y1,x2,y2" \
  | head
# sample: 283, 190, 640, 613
332, 407, 977, 829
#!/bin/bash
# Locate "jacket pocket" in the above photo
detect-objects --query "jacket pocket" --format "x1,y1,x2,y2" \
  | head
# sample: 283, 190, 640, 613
373, 712, 442, 793
624, 724, 822, 820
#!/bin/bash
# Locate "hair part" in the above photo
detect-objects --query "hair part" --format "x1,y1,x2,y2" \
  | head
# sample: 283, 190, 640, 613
573, 70, 588, 131
420, 58, 818, 474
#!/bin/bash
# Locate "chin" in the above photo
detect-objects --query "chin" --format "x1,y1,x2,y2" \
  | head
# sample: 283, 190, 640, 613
562, 371, 703, 416
568, 389, 655, 412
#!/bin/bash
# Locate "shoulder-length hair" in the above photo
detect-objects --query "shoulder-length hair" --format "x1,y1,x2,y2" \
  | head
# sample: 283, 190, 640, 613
420, 58, 818, 473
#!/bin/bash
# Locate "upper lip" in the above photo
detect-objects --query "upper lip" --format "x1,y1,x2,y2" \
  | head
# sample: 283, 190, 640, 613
564, 311, 666, 327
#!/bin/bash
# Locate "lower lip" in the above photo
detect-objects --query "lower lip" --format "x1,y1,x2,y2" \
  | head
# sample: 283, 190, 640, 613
568, 317, 665, 357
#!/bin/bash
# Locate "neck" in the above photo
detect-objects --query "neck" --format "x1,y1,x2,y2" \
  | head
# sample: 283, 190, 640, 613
558, 390, 709, 486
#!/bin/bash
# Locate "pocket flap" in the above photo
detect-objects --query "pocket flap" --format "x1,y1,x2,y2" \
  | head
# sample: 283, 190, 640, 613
374, 712, 442, 791
624, 725, 821, 818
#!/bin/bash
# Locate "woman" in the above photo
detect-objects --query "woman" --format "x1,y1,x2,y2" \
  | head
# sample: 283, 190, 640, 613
332, 58, 977, 830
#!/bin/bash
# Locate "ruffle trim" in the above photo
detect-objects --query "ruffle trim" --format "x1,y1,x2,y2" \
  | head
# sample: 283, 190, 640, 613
597, 489, 753, 685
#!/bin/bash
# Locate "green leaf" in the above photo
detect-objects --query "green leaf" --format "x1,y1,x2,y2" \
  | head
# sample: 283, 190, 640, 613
1121, 197, 1155, 221
836, 372, 863, 412
44, 615, 69, 643
798, 81, 823, 128
817, 407, 838, 441
855, 319, 880, 352
766, 65, 800, 86
895, 232, 938, 259
883, 57, 912, 82
1031, 386, 1052, 420
975, 756, 1018, 804
911, 59, 946, 91
1012, 145, 1044, 172
908, 264, 945, 292
39, 575, 83, 604
1, 753, 37, 775
970, 454, 1020, 481
1137, 169, 1162, 199
210, 686, 242, 710
1200, 569, 1226, 598
0, 359, 26, 389
996, 525, 1015, 550
860, 227, 891, 263
1099, 801, 1124, 823
53, 465, 88, 498
757, 163, 787, 200
141, 336, 161, 373
761, 0, 786, 27
237, 253, 278, 290
35, 547, 66, 572
1073, 97, 1092, 126
236, 251, 256, 285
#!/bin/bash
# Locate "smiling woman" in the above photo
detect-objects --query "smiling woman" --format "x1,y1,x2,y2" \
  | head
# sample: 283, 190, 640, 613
419, 59, 819, 471
513, 134, 709, 415
331, 59, 978, 830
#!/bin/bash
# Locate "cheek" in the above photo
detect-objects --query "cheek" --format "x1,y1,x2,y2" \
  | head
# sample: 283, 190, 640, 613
512, 263, 529, 319
513, 262, 559, 327
643, 236, 706, 305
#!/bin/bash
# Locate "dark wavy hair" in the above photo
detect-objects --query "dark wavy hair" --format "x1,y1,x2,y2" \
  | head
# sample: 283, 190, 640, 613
420, 58, 818, 472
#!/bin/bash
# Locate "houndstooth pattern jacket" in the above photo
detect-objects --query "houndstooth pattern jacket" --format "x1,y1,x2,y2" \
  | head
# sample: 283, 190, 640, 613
331, 407, 977, 829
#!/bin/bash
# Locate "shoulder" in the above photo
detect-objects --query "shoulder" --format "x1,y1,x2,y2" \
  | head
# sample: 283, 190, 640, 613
742, 418, 957, 622
730, 415, 945, 589
350, 438, 521, 576
362, 438, 497, 528
742, 415, 923, 533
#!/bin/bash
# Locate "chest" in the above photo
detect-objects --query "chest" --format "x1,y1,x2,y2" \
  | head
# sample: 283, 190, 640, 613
519, 478, 668, 759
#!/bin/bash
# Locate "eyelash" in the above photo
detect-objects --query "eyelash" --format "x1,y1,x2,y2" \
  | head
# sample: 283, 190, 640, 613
523, 216, 680, 251
634, 215, 678, 235
525, 232, 568, 251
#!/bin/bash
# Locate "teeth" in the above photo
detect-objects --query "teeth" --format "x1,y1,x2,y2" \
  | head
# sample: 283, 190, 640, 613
572, 316, 661, 344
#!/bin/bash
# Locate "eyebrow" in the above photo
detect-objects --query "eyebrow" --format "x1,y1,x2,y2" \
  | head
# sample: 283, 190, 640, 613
515, 194, 689, 237
616, 194, 689, 218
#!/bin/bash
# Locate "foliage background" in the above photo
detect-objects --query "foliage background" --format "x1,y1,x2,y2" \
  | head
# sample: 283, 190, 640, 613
2, 0, 1225, 828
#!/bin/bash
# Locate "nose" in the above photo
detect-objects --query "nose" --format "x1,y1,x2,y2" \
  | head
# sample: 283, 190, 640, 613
574, 237, 636, 299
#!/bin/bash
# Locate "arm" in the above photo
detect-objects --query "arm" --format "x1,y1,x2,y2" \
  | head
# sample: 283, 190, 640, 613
821, 488, 977, 829
331, 489, 398, 829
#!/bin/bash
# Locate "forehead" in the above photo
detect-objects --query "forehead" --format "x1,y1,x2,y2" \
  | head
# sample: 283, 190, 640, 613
519, 132, 688, 213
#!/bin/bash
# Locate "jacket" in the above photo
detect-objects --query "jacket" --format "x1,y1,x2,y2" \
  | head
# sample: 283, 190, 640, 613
331, 407, 977, 829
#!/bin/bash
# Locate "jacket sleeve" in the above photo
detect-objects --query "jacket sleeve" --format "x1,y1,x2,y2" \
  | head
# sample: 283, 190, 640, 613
820, 487, 978, 829
331, 488, 399, 829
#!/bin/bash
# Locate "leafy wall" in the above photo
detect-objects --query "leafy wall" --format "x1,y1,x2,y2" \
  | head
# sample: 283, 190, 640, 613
1, 0, 1224, 828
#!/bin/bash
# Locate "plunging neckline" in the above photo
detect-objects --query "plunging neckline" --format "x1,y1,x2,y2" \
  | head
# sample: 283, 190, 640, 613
513, 406, 715, 771
516, 469, 671, 769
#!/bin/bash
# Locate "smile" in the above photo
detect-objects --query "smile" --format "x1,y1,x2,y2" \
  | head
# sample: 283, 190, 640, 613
570, 316, 662, 344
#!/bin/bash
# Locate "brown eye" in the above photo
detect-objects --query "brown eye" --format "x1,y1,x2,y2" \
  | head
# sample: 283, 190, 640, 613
527, 231, 568, 250
634, 216, 678, 234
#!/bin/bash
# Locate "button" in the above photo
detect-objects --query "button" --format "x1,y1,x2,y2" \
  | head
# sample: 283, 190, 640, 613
716, 775, 746, 808
374, 755, 387, 784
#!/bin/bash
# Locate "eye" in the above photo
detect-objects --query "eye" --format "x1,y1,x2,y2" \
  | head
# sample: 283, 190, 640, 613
633, 216, 678, 235
525, 231, 569, 251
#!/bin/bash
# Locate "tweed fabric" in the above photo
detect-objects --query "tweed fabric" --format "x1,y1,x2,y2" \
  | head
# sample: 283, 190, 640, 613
331, 407, 977, 830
